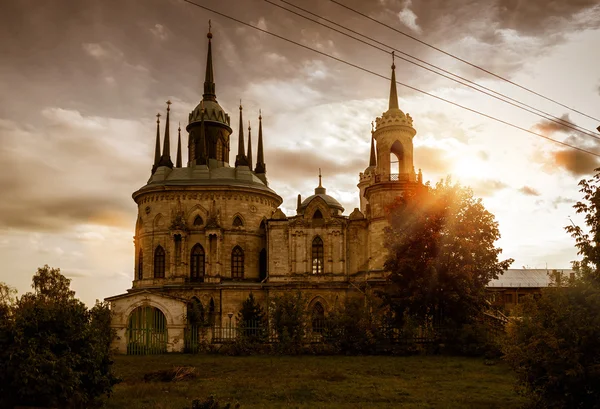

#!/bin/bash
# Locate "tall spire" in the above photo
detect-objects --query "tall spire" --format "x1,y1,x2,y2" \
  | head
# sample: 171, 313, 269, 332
176, 122, 182, 168
203, 20, 216, 101
255, 110, 266, 174
247, 121, 253, 170
235, 102, 248, 167
152, 113, 161, 173
388, 51, 399, 110
369, 121, 377, 167
158, 100, 173, 168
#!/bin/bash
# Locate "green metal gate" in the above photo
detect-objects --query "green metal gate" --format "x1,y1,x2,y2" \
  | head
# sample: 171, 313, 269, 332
127, 306, 168, 355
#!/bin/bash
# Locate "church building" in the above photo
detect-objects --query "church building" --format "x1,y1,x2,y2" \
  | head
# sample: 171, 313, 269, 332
106, 27, 424, 353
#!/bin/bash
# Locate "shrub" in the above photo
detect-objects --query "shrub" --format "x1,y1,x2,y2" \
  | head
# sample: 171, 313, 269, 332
269, 292, 309, 354
502, 283, 600, 408
0, 266, 119, 409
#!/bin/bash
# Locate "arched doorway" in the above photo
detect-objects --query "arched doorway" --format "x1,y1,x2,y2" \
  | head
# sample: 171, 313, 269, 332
127, 306, 168, 355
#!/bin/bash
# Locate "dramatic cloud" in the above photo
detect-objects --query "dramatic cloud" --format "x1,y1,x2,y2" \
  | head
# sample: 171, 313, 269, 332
551, 149, 600, 177
470, 179, 509, 197
150, 23, 169, 41
518, 186, 541, 196
0, 111, 149, 232
533, 113, 572, 135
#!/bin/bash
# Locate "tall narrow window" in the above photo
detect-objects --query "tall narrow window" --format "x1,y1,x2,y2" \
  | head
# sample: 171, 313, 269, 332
174, 234, 182, 266
312, 236, 324, 274
312, 302, 325, 333
231, 246, 244, 279
312, 209, 324, 227
259, 248, 267, 281
216, 138, 223, 162
190, 244, 205, 282
137, 248, 143, 280
193, 215, 203, 226
154, 245, 165, 278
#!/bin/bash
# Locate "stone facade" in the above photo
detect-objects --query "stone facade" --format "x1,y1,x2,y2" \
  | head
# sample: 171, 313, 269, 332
105, 29, 423, 353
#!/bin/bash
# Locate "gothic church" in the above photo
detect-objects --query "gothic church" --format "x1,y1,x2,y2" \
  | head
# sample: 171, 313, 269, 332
106, 27, 423, 353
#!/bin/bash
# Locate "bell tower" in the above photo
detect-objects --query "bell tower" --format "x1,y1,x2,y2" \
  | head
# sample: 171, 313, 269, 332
359, 56, 423, 272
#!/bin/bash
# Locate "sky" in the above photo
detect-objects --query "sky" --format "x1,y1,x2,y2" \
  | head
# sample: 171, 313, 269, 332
1, 0, 599, 306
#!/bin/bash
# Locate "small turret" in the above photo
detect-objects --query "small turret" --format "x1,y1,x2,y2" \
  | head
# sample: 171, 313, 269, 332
176, 122, 182, 168
235, 103, 248, 167
247, 121, 253, 170
151, 113, 161, 174
157, 100, 174, 169
255, 110, 266, 174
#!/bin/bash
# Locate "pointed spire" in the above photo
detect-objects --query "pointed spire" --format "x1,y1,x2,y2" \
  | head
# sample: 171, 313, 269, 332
388, 51, 399, 110
158, 100, 173, 168
247, 121, 253, 170
152, 113, 161, 173
315, 168, 326, 194
203, 20, 216, 101
176, 122, 182, 168
255, 110, 266, 174
235, 102, 248, 167
369, 122, 377, 167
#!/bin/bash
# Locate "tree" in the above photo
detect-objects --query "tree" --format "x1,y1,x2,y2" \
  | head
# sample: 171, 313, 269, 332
0, 265, 119, 408
379, 179, 513, 333
270, 291, 309, 351
503, 171, 600, 408
237, 293, 267, 341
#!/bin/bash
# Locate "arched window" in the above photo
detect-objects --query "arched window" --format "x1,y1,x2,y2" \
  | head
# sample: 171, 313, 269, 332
312, 236, 324, 274
193, 215, 203, 226
312, 302, 325, 333
187, 297, 205, 326
313, 209, 323, 219
233, 216, 244, 228
231, 246, 244, 279
137, 248, 143, 280
259, 219, 266, 232
390, 140, 404, 177
190, 244, 205, 282
208, 298, 216, 326
259, 248, 267, 281
154, 245, 165, 278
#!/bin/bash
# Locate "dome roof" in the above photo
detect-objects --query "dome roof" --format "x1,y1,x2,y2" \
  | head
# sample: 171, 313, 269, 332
299, 193, 344, 213
188, 100, 231, 130
297, 175, 344, 214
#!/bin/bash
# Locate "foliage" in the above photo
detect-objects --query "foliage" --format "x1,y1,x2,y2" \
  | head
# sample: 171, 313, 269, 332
324, 297, 380, 355
503, 284, 600, 408
0, 265, 120, 409
269, 291, 309, 353
187, 299, 207, 327
503, 170, 600, 408
236, 293, 267, 342
379, 179, 513, 336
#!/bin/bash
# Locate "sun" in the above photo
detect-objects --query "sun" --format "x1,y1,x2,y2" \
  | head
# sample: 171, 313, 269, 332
451, 156, 489, 182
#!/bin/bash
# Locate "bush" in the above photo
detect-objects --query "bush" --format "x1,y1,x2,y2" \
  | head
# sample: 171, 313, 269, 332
0, 266, 119, 409
324, 297, 380, 355
502, 283, 600, 408
186, 396, 240, 409
269, 292, 309, 354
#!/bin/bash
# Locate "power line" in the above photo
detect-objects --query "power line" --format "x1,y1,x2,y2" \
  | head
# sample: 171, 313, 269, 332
329, 0, 600, 124
180, 0, 600, 158
269, 0, 600, 141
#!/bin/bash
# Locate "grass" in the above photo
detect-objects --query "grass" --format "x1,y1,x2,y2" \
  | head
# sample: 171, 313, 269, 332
106, 354, 527, 409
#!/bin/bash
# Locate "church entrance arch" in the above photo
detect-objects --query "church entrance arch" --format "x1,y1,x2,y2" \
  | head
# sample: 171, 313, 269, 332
127, 306, 168, 355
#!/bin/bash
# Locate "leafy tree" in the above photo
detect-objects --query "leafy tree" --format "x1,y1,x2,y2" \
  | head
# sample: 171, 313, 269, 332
237, 293, 266, 341
379, 179, 513, 335
0, 265, 119, 408
270, 291, 309, 351
503, 171, 600, 408
325, 297, 380, 354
